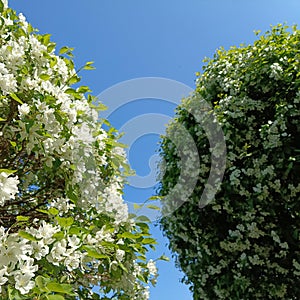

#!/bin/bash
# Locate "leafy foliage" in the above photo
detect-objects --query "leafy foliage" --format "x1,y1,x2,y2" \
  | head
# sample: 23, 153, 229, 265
0, 2, 157, 299
159, 24, 300, 299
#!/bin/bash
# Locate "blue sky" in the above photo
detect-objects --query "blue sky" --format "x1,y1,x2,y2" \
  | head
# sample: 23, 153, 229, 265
9, 1, 300, 299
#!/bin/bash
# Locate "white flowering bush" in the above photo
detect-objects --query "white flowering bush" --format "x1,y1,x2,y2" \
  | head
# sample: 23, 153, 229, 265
159, 24, 300, 299
0, 2, 158, 299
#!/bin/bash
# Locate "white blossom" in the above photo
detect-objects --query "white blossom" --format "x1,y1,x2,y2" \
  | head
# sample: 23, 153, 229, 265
0, 172, 19, 206
15, 273, 35, 294
18, 103, 30, 116
116, 249, 125, 262
146, 259, 157, 276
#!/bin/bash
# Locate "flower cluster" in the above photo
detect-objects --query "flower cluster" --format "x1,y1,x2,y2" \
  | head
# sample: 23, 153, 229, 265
159, 24, 300, 299
0, 171, 19, 206
0, 2, 157, 299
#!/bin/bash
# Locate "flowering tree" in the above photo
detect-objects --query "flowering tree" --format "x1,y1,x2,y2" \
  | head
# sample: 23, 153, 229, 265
158, 24, 300, 299
0, 2, 158, 299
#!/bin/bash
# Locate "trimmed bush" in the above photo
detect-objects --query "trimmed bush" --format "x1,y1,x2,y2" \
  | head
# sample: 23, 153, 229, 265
159, 24, 300, 299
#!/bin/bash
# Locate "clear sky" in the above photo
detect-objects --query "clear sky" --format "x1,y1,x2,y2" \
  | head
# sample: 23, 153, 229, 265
9, 1, 300, 299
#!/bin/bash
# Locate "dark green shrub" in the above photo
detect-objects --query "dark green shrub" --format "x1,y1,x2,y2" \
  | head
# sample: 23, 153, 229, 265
159, 24, 300, 299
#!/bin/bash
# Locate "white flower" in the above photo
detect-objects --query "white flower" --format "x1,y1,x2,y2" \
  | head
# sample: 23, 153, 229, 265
0, 73, 17, 94
18, 13, 29, 31
95, 227, 114, 243
116, 249, 125, 262
55, 57, 69, 79
0, 267, 8, 290
32, 241, 49, 260
2, 0, 8, 9
48, 239, 67, 265
0, 236, 32, 270
67, 235, 81, 250
18, 257, 38, 276
18, 103, 30, 116
73, 123, 95, 144
64, 251, 81, 271
0, 172, 19, 206
146, 259, 157, 276
50, 198, 75, 214
29, 35, 47, 58
270, 62, 283, 80
15, 273, 35, 294
113, 146, 126, 158
34, 221, 60, 243
141, 286, 150, 300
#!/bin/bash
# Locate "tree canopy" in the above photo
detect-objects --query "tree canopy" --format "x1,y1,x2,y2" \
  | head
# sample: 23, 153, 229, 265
159, 24, 300, 299
0, 2, 158, 299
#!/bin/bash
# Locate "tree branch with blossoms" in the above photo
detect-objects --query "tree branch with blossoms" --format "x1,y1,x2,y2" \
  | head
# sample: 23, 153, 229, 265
0, 2, 159, 299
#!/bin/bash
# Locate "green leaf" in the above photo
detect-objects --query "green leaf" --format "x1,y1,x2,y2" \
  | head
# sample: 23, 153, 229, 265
48, 207, 59, 216
59, 46, 74, 55
92, 102, 107, 112
83, 61, 96, 70
133, 203, 143, 210
53, 231, 64, 241
83, 246, 109, 259
8, 286, 22, 300
137, 274, 148, 284
119, 232, 140, 239
27, 23, 35, 34
6, 45, 12, 53
41, 33, 51, 45
149, 244, 156, 250
142, 238, 157, 245
66, 188, 78, 202
35, 275, 50, 289
135, 215, 151, 223
136, 254, 147, 262
136, 222, 150, 233
18, 230, 38, 241
9, 141, 16, 147
146, 204, 161, 211
25, 119, 34, 133
49, 56, 57, 67
159, 255, 170, 261
47, 43, 56, 53
0, 169, 17, 174
119, 263, 128, 273
10, 93, 23, 104
39, 73, 51, 81
35, 276, 45, 288
56, 216, 74, 228
46, 295, 65, 300
148, 195, 162, 201
69, 226, 83, 235
67, 76, 80, 85
16, 216, 30, 222
77, 86, 91, 93
59, 46, 68, 54
65, 88, 81, 99
46, 282, 73, 295
0, 1, 4, 13
0, 117, 6, 121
